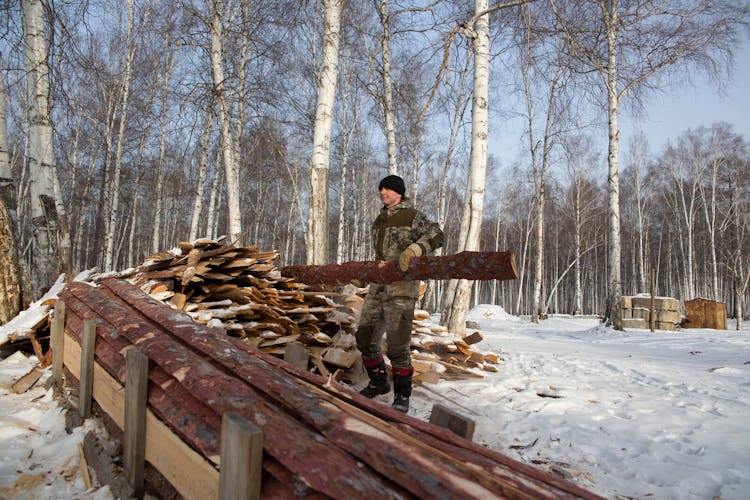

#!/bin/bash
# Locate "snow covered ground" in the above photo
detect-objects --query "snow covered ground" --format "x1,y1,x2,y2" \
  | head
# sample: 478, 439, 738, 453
409, 306, 750, 499
1, 304, 749, 499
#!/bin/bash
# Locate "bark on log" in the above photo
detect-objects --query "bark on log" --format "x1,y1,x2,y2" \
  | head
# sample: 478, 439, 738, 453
280, 251, 518, 285
57, 279, 600, 500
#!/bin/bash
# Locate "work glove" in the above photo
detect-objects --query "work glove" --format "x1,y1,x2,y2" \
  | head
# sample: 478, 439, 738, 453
398, 243, 423, 272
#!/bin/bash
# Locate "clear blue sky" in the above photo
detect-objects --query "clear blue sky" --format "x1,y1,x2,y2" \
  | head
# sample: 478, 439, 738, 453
488, 40, 750, 168
619, 40, 750, 154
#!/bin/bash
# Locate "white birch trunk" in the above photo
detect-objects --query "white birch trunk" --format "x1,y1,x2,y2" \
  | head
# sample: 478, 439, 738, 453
21, 0, 67, 294
189, 112, 214, 242
206, 153, 222, 240
335, 62, 356, 264
574, 184, 583, 315
210, 0, 242, 244
379, 0, 398, 175
307, 0, 342, 265
105, 0, 138, 269
604, 5, 623, 329
443, 0, 490, 337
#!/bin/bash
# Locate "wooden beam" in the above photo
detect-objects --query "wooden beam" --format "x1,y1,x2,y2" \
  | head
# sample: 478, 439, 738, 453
429, 404, 476, 440
61, 331, 219, 500
79, 319, 97, 418
125, 349, 149, 498
52, 300, 66, 388
219, 413, 263, 500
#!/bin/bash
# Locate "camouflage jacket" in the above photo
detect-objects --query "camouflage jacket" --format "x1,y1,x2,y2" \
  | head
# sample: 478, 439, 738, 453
372, 196, 444, 261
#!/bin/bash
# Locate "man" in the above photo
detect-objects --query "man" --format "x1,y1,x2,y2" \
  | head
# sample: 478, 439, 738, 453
356, 174, 444, 412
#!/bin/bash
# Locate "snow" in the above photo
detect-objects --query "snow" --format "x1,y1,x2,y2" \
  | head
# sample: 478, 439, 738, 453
409, 305, 750, 499
0, 352, 113, 499
1, 302, 749, 499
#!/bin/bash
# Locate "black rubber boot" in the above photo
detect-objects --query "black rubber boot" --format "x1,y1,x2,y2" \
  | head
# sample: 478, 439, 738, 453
391, 367, 413, 412
360, 358, 390, 398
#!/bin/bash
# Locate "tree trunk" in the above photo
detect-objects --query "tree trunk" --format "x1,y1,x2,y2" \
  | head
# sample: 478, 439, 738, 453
190, 111, 214, 242
21, 0, 67, 296
0, 72, 23, 319
210, 0, 242, 244
379, 0, 398, 175
152, 29, 174, 253
604, 6, 622, 330
443, 0, 490, 338
105, 0, 138, 270
307, 0, 342, 265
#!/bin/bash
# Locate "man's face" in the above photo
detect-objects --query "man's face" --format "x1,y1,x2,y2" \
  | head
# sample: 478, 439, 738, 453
379, 187, 402, 208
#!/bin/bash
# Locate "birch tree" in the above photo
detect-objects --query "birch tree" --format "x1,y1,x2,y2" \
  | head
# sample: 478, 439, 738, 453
622, 132, 651, 293
517, 3, 571, 323
152, 29, 174, 253
722, 153, 750, 329
21, 0, 69, 295
550, 0, 749, 328
0, 70, 23, 319
209, 0, 242, 244
308, 0, 343, 265
189, 110, 214, 242
699, 123, 740, 301
105, 0, 140, 269
442, 0, 491, 337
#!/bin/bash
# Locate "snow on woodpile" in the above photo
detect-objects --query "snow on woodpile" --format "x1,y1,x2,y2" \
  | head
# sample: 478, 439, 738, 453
96, 237, 502, 383
2, 237, 502, 383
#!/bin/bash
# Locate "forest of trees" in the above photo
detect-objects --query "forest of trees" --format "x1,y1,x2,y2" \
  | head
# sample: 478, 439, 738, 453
1, 0, 749, 328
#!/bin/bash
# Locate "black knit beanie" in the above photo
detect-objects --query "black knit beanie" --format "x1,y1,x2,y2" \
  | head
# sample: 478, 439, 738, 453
378, 175, 406, 196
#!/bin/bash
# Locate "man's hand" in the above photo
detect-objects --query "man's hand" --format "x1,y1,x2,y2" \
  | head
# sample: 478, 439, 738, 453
398, 243, 423, 272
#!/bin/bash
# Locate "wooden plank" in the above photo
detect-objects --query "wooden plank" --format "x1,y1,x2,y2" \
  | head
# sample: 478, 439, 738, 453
103, 281, 570, 499
71, 280, 404, 499
125, 349, 149, 498
79, 319, 97, 418
283, 342, 310, 370
62, 331, 220, 500
429, 403, 476, 440
52, 300, 66, 388
219, 413, 263, 500
12, 365, 44, 393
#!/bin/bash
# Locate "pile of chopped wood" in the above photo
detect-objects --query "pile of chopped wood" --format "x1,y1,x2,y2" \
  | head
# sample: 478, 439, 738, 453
0, 237, 503, 384
94, 237, 502, 383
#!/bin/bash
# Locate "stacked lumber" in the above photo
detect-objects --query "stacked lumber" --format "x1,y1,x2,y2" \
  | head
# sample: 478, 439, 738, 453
57, 278, 599, 499
621, 294, 682, 331
682, 298, 727, 329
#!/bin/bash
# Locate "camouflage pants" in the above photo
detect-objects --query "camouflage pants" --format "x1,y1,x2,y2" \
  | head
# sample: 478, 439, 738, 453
355, 281, 419, 369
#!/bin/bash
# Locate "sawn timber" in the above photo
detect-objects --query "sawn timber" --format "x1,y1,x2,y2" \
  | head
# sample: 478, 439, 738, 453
280, 250, 518, 285
57, 278, 599, 499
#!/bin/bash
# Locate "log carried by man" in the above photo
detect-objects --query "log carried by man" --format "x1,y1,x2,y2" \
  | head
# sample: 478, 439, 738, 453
280, 250, 518, 286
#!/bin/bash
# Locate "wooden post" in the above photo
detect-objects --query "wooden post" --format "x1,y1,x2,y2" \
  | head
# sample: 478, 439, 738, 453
219, 412, 263, 500
51, 300, 66, 388
650, 269, 656, 332
79, 319, 97, 418
283, 342, 310, 370
429, 404, 476, 441
125, 349, 149, 498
